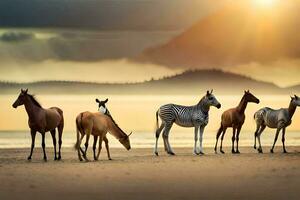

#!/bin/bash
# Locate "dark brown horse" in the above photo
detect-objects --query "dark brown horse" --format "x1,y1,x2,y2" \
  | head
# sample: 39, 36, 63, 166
214, 90, 260, 154
12, 89, 64, 161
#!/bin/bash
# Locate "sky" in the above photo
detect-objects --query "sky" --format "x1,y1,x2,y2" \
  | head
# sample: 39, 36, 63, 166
0, 0, 299, 87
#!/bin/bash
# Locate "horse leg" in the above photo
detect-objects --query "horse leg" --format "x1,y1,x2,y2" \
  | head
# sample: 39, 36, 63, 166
235, 126, 242, 154
193, 126, 199, 155
103, 136, 112, 160
93, 135, 98, 160
231, 127, 236, 154
282, 127, 287, 153
220, 127, 227, 154
28, 129, 36, 160
154, 122, 165, 156
214, 125, 223, 153
57, 123, 64, 160
163, 123, 174, 155
50, 129, 57, 160
96, 135, 103, 160
257, 125, 266, 153
77, 134, 85, 162
271, 127, 281, 153
41, 132, 47, 161
83, 132, 91, 161
199, 126, 205, 155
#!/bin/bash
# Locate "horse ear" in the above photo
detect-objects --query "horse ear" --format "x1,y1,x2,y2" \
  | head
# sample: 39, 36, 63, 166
291, 96, 294, 100
95, 98, 100, 103
294, 95, 298, 99
24, 89, 28, 94
210, 89, 213, 94
128, 132, 132, 137
21, 89, 24, 93
104, 98, 108, 103
206, 90, 209, 96
247, 89, 249, 93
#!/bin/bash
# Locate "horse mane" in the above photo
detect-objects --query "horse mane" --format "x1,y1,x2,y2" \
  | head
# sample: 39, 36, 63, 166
27, 94, 42, 108
105, 111, 127, 137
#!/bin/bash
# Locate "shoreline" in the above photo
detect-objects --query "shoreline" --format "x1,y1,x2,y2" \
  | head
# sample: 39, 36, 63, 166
0, 147, 299, 200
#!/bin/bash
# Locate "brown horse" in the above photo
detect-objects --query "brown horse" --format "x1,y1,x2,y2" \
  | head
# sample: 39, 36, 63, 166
214, 90, 260, 154
75, 111, 131, 161
12, 89, 64, 161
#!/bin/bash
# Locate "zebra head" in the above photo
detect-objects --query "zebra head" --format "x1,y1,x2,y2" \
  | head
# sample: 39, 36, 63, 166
205, 90, 221, 109
291, 95, 300, 107
96, 98, 108, 114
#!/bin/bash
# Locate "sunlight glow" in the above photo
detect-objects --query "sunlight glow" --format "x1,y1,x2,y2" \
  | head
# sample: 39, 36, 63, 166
253, 0, 277, 7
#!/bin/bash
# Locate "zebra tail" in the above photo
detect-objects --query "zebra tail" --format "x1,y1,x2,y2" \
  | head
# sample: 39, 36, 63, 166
156, 110, 159, 131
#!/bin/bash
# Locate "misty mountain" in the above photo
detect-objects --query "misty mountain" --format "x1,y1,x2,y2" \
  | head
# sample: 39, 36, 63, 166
139, 1, 300, 68
0, 69, 296, 95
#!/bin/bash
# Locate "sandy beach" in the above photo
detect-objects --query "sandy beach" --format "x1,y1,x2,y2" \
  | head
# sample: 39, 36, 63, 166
0, 146, 299, 200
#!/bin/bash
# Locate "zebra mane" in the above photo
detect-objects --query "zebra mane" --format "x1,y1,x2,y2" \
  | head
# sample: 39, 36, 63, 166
197, 96, 209, 115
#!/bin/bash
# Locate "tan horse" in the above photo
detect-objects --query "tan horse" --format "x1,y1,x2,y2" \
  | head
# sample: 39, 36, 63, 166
75, 112, 131, 161
214, 90, 260, 154
12, 89, 64, 161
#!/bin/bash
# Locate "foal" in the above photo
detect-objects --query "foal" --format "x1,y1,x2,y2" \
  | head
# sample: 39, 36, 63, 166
215, 90, 259, 154
254, 95, 300, 153
12, 89, 64, 161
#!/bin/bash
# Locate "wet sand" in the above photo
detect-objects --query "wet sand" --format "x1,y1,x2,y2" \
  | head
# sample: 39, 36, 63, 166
0, 146, 299, 200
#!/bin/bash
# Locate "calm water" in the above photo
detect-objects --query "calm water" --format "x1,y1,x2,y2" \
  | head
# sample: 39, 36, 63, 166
0, 130, 300, 149
0, 94, 300, 148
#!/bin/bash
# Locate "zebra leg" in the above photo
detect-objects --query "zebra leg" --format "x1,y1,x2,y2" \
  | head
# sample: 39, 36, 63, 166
220, 127, 227, 154
193, 126, 199, 155
282, 127, 287, 153
231, 127, 236, 154
154, 123, 165, 156
257, 125, 266, 153
199, 126, 205, 155
271, 127, 281, 153
254, 124, 260, 149
163, 123, 175, 155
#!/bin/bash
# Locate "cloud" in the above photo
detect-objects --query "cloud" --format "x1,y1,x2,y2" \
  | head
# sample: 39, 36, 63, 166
0, 29, 178, 62
0, 32, 35, 42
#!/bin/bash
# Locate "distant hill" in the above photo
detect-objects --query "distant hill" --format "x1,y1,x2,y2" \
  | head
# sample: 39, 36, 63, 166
138, 2, 300, 68
0, 69, 297, 95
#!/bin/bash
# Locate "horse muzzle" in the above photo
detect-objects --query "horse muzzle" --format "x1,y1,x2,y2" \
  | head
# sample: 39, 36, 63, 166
216, 104, 221, 109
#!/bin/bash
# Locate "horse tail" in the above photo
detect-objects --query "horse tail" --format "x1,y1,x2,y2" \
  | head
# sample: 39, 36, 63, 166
74, 113, 84, 150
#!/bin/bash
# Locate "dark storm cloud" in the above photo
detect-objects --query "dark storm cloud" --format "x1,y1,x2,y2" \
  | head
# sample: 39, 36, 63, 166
0, 32, 35, 42
0, 0, 215, 31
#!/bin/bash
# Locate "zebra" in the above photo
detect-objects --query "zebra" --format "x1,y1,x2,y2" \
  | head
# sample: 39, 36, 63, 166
154, 90, 221, 156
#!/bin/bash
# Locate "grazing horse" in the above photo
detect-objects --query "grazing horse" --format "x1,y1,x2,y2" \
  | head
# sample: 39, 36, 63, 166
215, 90, 260, 154
254, 95, 300, 153
75, 111, 132, 161
12, 89, 64, 161
155, 90, 221, 156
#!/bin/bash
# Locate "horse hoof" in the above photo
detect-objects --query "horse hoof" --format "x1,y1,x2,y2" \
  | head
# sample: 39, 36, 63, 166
199, 152, 205, 155
57, 156, 61, 160
27, 156, 32, 160
270, 149, 274, 153
254, 146, 256, 149
168, 152, 175, 156
54, 157, 57, 161
155, 152, 159, 156
236, 151, 240, 154
232, 150, 236, 154
220, 150, 225, 154
283, 151, 288, 154
43, 158, 47, 162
